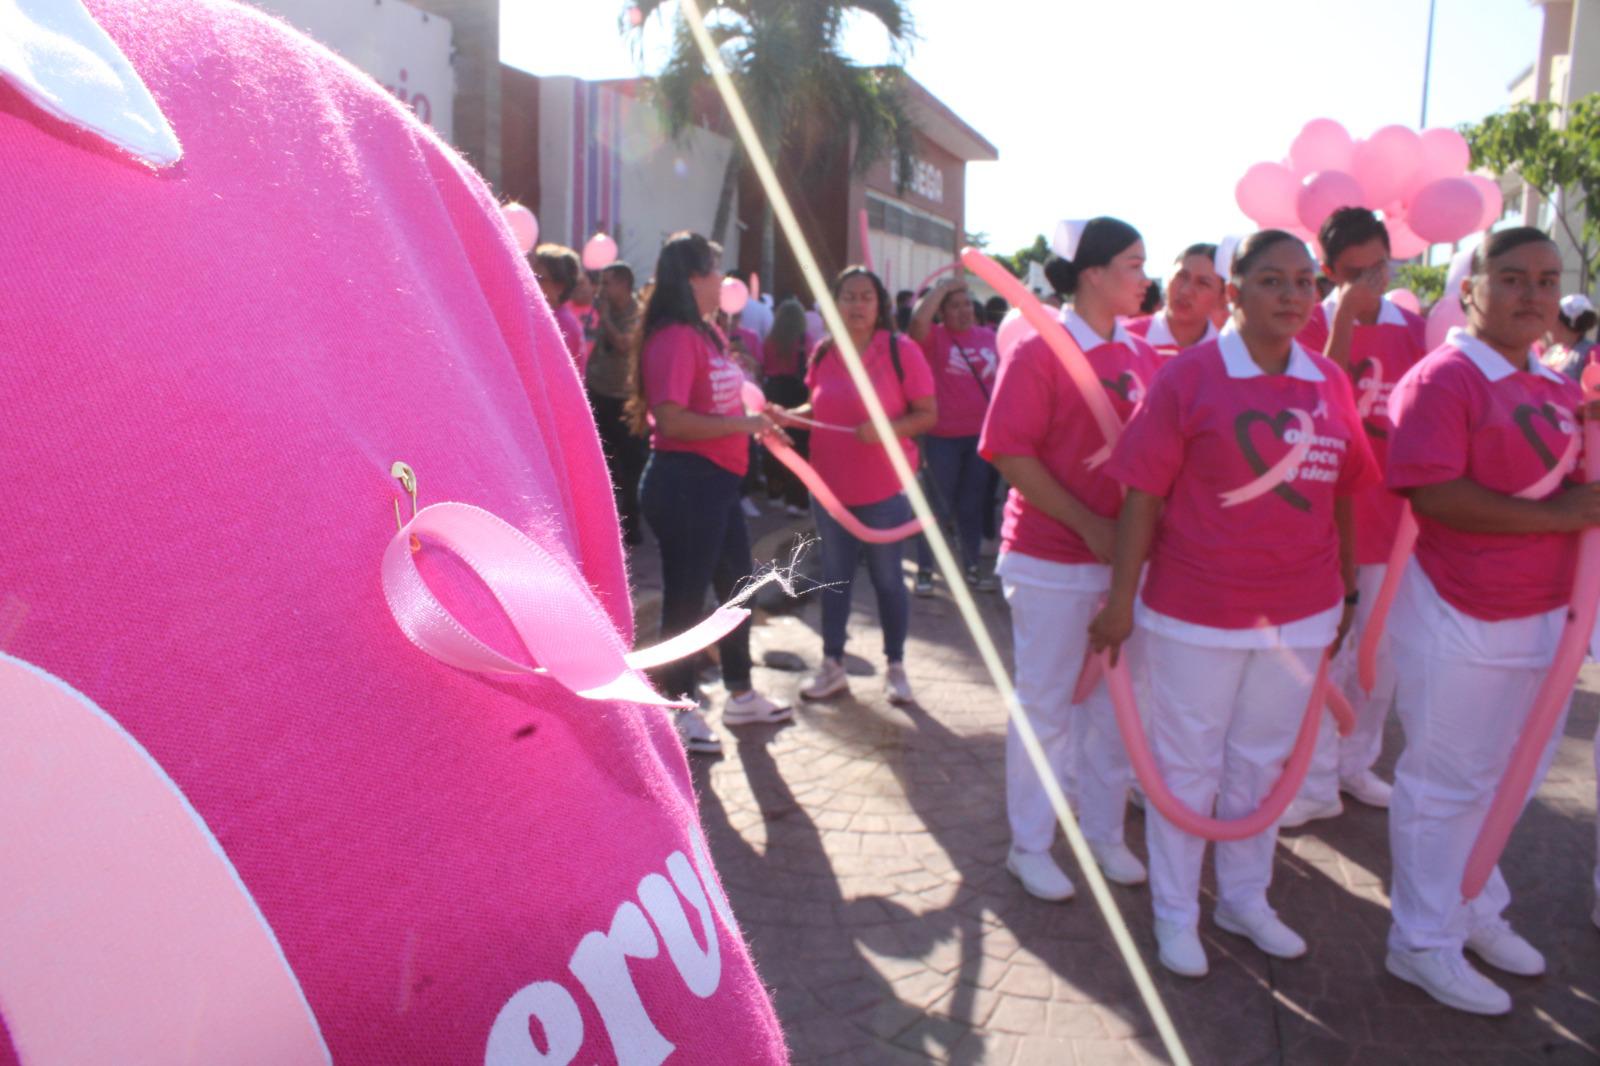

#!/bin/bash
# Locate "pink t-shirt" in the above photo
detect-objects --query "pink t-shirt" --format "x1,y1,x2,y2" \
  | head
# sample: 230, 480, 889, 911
0, 3, 786, 1062
1299, 299, 1428, 565
1387, 333, 1584, 621
553, 303, 587, 374
1108, 334, 1379, 628
642, 324, 751, 476
922, 323, 998, 437
981, 328, 1160, 564
806, 331, 935, 506
1125, 312, 1218, 358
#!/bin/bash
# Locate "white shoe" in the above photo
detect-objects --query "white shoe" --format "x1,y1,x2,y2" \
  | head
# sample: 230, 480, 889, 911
800, 657, 849, 700
1005, 846, 1075, 901
676, 706, 722, 755
1154, 920, 1208, 978
1386, 947, 1511, 1015
1465, 922, 1545, 977
722, 690, 793, 726
1088, 841, 1147, 886
1279, 795, 1343, 829
884, 663, 913, 704
1339, 770, 1393, 809
1214, 907, 1306, 959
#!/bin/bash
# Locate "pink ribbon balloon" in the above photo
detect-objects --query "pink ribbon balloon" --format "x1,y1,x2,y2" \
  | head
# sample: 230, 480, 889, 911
1105, 650, 1334, 841
383, 502, 748, 707
915, 260, 961, 295
1461, 365, 1600, 900
741, 381, 922, 543
1358, 506, 1418, 693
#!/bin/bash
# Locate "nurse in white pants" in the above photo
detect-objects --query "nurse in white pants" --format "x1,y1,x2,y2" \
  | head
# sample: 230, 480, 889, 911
1090, 231, 1375, 978
1381, 228, 1600, 1015
981, 216, 1161, 899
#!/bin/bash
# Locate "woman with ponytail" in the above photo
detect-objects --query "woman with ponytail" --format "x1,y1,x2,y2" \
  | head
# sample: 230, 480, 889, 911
983, 218, 1161, 902
1089, 230, 1376, 978
630, 232, 792, 755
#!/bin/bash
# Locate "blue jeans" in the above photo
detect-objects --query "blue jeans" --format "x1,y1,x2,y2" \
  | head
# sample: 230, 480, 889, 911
639, 451, 755, 699
916, 434, 991, 572
814, 493, 913, 663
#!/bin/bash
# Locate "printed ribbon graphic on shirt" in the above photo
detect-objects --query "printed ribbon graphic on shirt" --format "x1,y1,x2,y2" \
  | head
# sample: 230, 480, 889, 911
1352, 358, 1387, 439
1220, 408, 1316, 511
1511, 402, 1581, 497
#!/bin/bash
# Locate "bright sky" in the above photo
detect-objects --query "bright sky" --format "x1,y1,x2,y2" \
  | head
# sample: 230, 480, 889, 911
503, 1, 1541, 268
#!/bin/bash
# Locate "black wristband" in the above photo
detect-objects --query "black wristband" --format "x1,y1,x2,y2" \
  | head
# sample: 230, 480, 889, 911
1344, 590, 1360, 606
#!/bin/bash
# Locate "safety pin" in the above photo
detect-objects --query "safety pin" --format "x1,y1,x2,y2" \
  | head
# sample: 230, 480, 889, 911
392, 461, 421, 551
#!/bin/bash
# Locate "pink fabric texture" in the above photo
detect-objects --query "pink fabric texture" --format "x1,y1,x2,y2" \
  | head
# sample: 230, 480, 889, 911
641, 323, 752, 476
0, 1, 787, 1062
922, 323, 997, 437
1387, 342, 1584, 621
1108, 341, 1379, 629
553, 302, 588, 375
981, 330, 1159, 564
804, 330, 935, 506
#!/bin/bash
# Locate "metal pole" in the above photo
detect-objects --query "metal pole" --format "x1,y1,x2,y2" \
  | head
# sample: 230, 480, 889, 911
1420, 0, 1437, 127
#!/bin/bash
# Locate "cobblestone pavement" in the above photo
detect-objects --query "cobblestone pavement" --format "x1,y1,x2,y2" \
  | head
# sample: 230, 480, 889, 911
630, 519, 1600, 1065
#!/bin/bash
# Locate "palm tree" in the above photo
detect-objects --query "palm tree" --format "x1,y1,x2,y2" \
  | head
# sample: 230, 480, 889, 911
625, 0, 917, 285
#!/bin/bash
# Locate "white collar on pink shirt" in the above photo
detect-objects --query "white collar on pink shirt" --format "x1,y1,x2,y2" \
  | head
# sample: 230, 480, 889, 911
1447, 327, 1568, 385
1144, 310, 1219, 350
1060, 307, 1134, 353
0, 0, 180, 167
1217, 322, 1324, 382
1319, 293, 1408, 328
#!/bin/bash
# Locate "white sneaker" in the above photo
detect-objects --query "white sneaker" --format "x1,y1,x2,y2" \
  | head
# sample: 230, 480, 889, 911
1154, 920, 1208, 978
800, 657, 849, 700
1214, 907, 1306, 959
1279, 795, 1343, 829
1088, 841, 1147, 886
1005, 846, 1075, 901
1465, 922, 1545, 977
1339, 770, 1393, 809
676, 706, 722, 755
722, 690, 793, 726
1386, 947, 1511, 1015
884, 663, 913, 705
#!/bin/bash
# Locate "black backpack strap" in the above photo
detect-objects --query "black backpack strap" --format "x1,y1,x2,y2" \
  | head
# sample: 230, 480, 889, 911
888, 330, 904, 383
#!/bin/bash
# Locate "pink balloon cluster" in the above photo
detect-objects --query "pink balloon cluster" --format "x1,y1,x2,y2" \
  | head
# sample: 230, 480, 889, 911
1235, 120, 1503, 256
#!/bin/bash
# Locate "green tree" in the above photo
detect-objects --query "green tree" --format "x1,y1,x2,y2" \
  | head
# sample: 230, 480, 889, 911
996, 234, 1049, 279
1460, 93, 1600, 289
1393, 263, 1446, 308
626, 0, 917, 285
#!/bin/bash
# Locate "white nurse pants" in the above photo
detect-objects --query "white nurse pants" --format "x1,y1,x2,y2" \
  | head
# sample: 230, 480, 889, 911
1387, 566, 1570, 952
1304, 564, 1397, 802
1141, 630, 1323, 928
1000, 555, 1132, 853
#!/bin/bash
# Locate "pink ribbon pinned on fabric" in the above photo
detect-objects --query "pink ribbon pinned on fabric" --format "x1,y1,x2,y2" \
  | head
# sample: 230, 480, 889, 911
382, 502, 748, 707
741, 381, 923, 544
1219, 409, 1315, 508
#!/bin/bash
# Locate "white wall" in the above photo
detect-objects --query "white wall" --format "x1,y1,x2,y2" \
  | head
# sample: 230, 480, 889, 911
248, 0, 454, 142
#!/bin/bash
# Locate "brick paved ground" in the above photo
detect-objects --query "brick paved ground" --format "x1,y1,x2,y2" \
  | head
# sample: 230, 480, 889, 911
629, 514, 1600, 1065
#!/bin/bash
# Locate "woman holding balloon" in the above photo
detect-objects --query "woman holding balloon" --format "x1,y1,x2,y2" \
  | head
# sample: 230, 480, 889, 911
779, 267, 936, 706
983, 217, 1160, 900
629, 232, 794, 754
1382, 227, 1600, 1015
1088, 230, 1377, 978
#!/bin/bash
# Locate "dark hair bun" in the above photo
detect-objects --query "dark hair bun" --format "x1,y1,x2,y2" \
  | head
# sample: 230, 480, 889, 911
1044, 256, 1078, 296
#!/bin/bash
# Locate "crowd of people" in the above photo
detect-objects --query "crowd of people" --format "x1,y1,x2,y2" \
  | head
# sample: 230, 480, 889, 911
535, 209, 1600, 1020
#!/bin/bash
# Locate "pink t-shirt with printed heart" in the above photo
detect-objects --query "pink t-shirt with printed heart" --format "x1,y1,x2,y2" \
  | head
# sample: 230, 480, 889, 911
981, 331, 1160, 564
805, 331, 935, 506
923, 323, 998, 437
642, 323, 753, 476
1299, 301, 1428, 565
1108, 339, 1379, 628
1387, 339, 1584, 621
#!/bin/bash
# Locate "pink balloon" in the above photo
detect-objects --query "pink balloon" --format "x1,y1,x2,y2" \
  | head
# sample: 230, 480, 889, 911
1408, 177, 1485, 244
1235, 161, 1301, 228
581, 232, 618, 271
1425, 291, 1466, 349
1289, 118, 1355, 176
719, 276, 749, 316
1386, 288, 1421, 314
749, 273, 760, 300
1359, 508, 1418, 693
1466, 173, 1504, 231
501, 203, 538, 254
1296, 170, 1367, 234
1416, 127, 1471, 185
1386, 217, 1430, 259
1352, 126, 1423, 209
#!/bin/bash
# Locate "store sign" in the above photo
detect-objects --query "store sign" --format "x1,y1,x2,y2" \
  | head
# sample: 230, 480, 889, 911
889, 155, 945, 204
